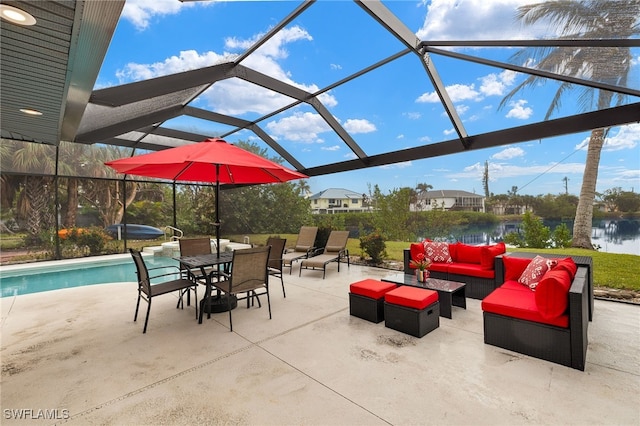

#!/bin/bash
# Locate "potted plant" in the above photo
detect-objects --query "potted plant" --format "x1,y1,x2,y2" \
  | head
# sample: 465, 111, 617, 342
409, 252, 432, 282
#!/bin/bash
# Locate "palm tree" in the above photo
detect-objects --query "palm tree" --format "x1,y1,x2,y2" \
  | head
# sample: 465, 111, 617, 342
10, 142, 57, 239
500, 0, 639, 249
57, 141, 92, 228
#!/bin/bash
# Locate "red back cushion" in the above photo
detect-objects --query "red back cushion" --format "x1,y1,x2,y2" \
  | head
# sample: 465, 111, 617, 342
480, 242, 506, 270
456, 243, 482, 264
502, 256, 533, 281
409, 243, 425, 269
423, 241, 452, 263
448, 243, 458, 262
535, 269, 572, 319
553, 258, 577, 280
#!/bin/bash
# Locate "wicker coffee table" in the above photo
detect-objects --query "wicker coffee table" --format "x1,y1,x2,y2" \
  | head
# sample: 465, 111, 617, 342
382, 272, 466, 319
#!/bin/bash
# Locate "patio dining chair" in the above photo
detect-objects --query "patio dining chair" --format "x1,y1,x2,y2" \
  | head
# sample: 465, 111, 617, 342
299, 230, 350, 279
266, 236, 287, 297
213, 246, 272, 332
282, 226, 318, 274
179, 237, 215, 283
129, 249, 198, 333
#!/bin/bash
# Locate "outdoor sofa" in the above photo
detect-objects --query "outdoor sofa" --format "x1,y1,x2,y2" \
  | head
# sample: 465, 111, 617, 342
481, 254, 589, 371
403, 241, 506, 299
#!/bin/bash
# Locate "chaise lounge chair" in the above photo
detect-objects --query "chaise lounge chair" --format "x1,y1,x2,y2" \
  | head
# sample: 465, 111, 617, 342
282, 226, 318, 274
299, 230, 350, 279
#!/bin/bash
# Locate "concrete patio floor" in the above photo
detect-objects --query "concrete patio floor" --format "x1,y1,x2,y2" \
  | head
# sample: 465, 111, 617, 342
2, 261, 639, 425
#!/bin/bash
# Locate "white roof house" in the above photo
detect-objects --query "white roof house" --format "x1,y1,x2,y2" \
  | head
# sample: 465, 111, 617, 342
309, 188, 368, 214
415, 190, 485, 212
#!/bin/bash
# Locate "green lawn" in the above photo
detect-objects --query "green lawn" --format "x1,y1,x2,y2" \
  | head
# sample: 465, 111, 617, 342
232, 234, 640, 292
3, 232, 637, 292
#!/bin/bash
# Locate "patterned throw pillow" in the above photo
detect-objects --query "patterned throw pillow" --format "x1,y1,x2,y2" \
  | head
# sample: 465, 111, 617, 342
518, 255, 558, 290
422, 241, 452, 263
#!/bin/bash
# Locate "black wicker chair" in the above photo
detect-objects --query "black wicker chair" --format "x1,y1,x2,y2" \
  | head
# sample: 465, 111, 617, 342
483, 258, 589, 371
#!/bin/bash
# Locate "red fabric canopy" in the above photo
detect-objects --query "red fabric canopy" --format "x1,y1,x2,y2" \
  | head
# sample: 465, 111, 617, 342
104, 138, 308, 256
105, 138, 307, 184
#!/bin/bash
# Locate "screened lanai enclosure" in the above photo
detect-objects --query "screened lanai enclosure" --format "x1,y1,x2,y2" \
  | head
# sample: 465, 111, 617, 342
1, 0, 639, 262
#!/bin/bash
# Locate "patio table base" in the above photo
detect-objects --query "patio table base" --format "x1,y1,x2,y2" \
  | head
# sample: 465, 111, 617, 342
200, 295, 237, 314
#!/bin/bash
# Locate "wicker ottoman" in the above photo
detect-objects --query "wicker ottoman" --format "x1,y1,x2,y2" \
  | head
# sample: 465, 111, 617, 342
384, 286, 439, 337
349, 279, 398, 323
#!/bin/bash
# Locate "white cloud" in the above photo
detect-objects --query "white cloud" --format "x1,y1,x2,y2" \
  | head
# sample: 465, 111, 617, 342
416, 92, 440, 103
330, 63, 342, 70
576, 123, 640, 152
444, 84, 482, 102
121, 0, 194, 31
417, 75, 515, 105
456, 104, 470, 115
492, 146, 525, 160
443, 128, 456, 136
417, 83, 480, 103
479, 70, 517, 96
321, 145, 341, 151
616, 169, 640, 180
404, 112, 422, 120
116, 50, 233, 82
381, 161, 412, 169
417, 0, 554, 41
343, 119, 376, 134
115, 24, 338, 115
449, 160, 586, 181
505, 99, 533, 119
266, 111, 332, 142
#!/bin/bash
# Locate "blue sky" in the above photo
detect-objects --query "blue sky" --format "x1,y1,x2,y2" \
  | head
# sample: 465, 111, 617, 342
96, 0, 640, 197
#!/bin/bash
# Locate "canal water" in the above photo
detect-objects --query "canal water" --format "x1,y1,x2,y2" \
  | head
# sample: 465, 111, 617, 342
445, 219, 640, 256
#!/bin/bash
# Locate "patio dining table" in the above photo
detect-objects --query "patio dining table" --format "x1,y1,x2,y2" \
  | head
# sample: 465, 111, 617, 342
175, 252, 234, 324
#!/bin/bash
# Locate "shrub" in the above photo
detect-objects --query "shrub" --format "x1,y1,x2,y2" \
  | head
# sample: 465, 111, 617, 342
551, 222, 572, 248
60, 226, 111, 256
359, 231, 386, 264
521, 211, 551, 248
503, 231, 524, 247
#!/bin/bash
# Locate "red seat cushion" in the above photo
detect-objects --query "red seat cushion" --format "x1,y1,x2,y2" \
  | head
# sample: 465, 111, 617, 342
535, 269, 572, 319
482, 287, 569, 328
350, 279, 397, 299
385, 286, 438, 310
428, 262, 450, 273
448, 263, 495, 279
500, 280, 533, 293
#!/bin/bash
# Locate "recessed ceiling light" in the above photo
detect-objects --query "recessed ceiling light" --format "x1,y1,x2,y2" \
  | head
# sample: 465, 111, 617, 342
0, 5, 36, 26
20, 108, 43, 116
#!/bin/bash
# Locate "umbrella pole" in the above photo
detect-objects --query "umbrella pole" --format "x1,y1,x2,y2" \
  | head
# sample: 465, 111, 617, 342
215, 165, 220, 258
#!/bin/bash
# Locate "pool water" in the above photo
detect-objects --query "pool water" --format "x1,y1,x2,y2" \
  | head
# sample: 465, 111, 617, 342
0, 255, 180, 297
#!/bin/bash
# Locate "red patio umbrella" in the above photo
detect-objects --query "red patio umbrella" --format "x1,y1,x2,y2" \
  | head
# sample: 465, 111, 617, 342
105, 138, 308, 256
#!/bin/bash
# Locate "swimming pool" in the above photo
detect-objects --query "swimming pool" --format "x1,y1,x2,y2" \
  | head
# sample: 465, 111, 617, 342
0, 254, 180, 297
